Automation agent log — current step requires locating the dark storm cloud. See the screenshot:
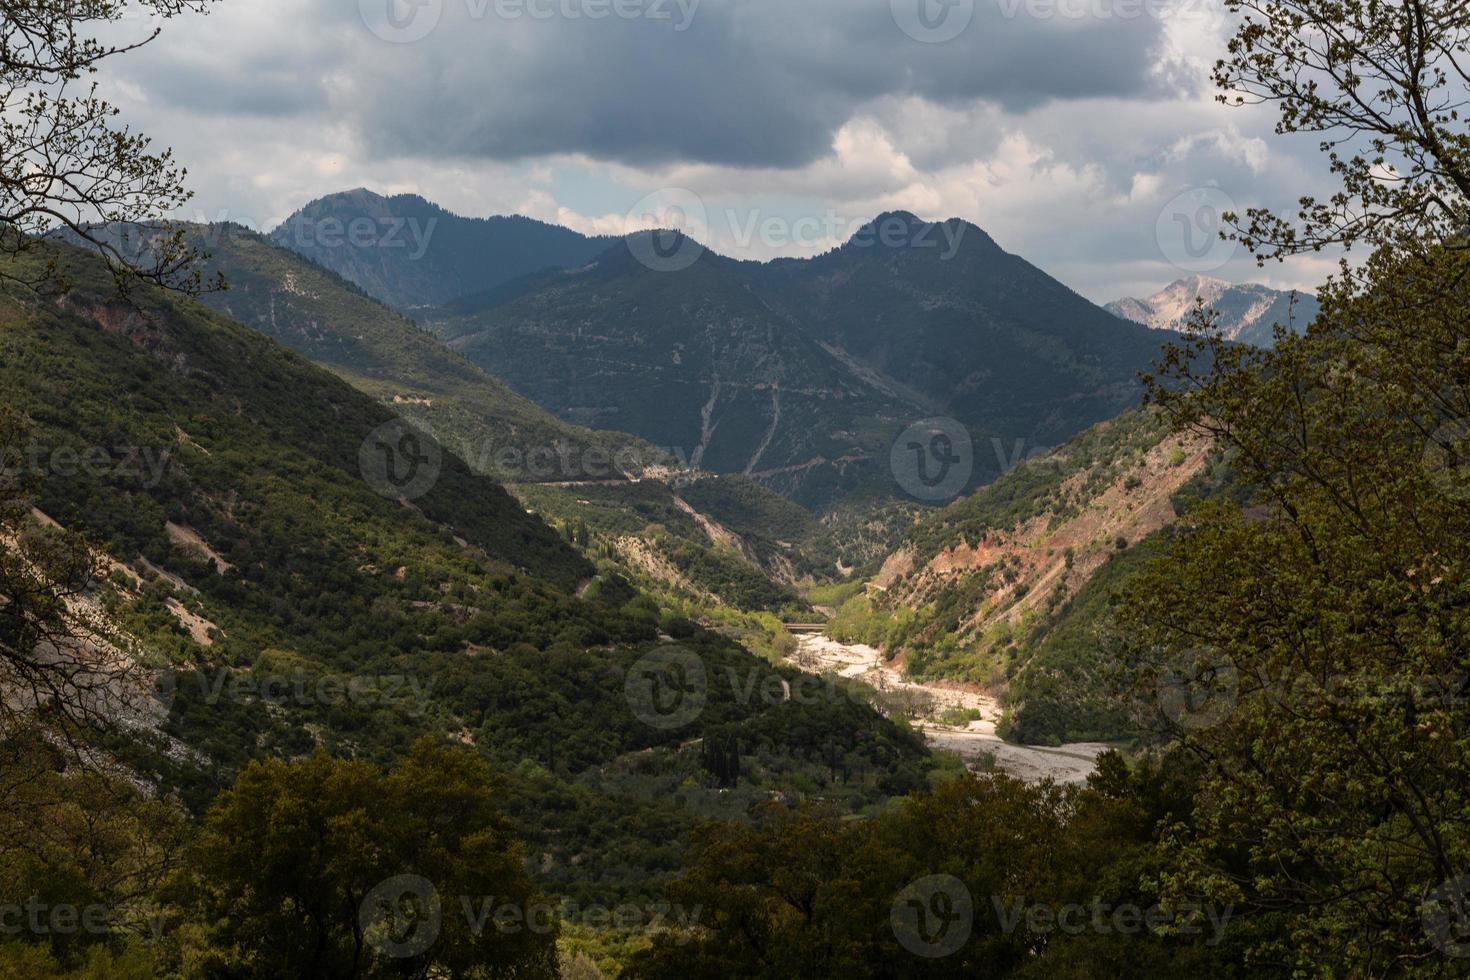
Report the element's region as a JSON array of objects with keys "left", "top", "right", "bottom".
[
  {"left": 131, "top": 0, "right": 1174, "bottom": 169},
  {"left": 140, "top": 56, "right": 333, "bottom": 118},
  {"left": 349, "top": 0, "right": 1170, "bottom": 167}
]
